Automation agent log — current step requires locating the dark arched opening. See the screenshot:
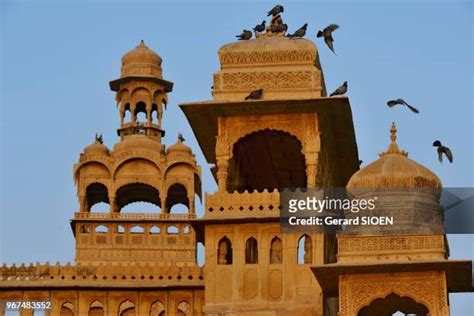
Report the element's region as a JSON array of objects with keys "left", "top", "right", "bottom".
[
  {"left": 166, "top": 183, "right": 189, "bottom": 213},
  {"left": 228, "top": 129, "right": 306, "bottom": 192},
  {"left": 116, "top": 183, "right": 160, "bottom": 212},
  {"left": 86, "top": 183, "right": 109, "bottom": 212},
  {"left": 217, "top": 236, "right": 233, "bottom": 265},
  {"left": 358, "top": 293, "right": 429, "bottom": 316}
]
